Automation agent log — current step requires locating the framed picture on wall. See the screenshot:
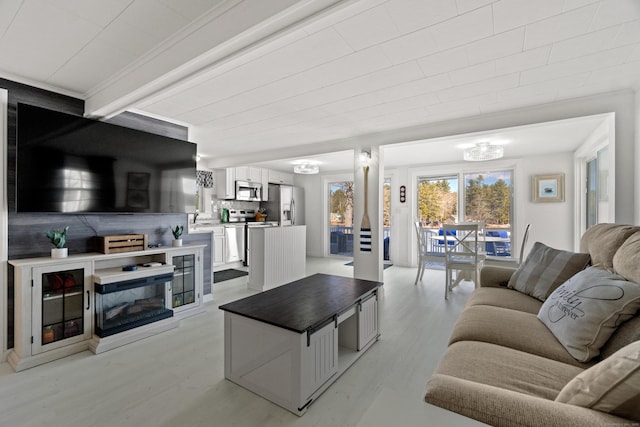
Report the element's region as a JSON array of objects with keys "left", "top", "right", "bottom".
[{"left": 532, "top": 173, "right": 565, "bottom": 203}]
